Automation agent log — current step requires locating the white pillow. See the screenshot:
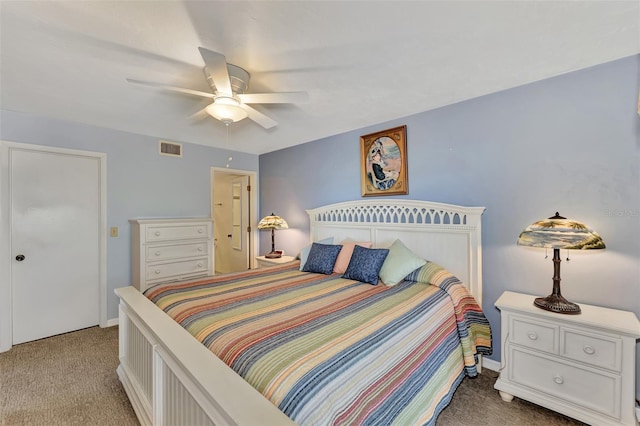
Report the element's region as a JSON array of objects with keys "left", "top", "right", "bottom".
[
  {"left": 298, "top": 237, "right": 334, "bottom": 270},
  {"left": 378, "top": 239, "right": 427, "bottom": 286}
]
